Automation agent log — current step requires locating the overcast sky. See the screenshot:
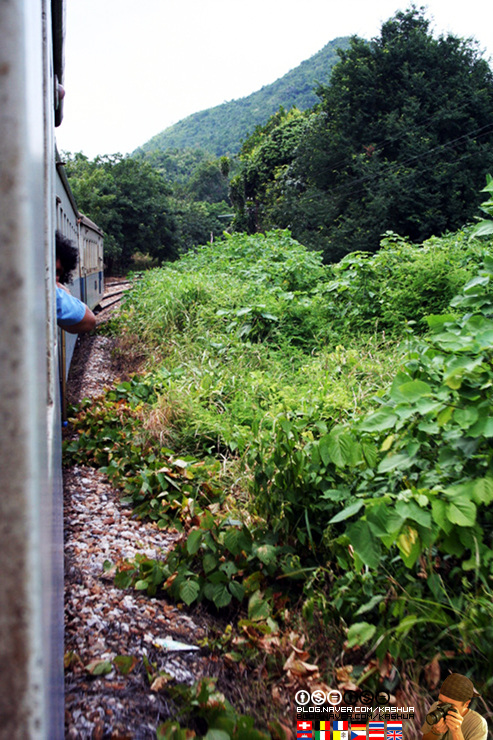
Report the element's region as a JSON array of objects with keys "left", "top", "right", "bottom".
[{"left": 55, "top": 0, "right": 493, "bottom": 158}]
